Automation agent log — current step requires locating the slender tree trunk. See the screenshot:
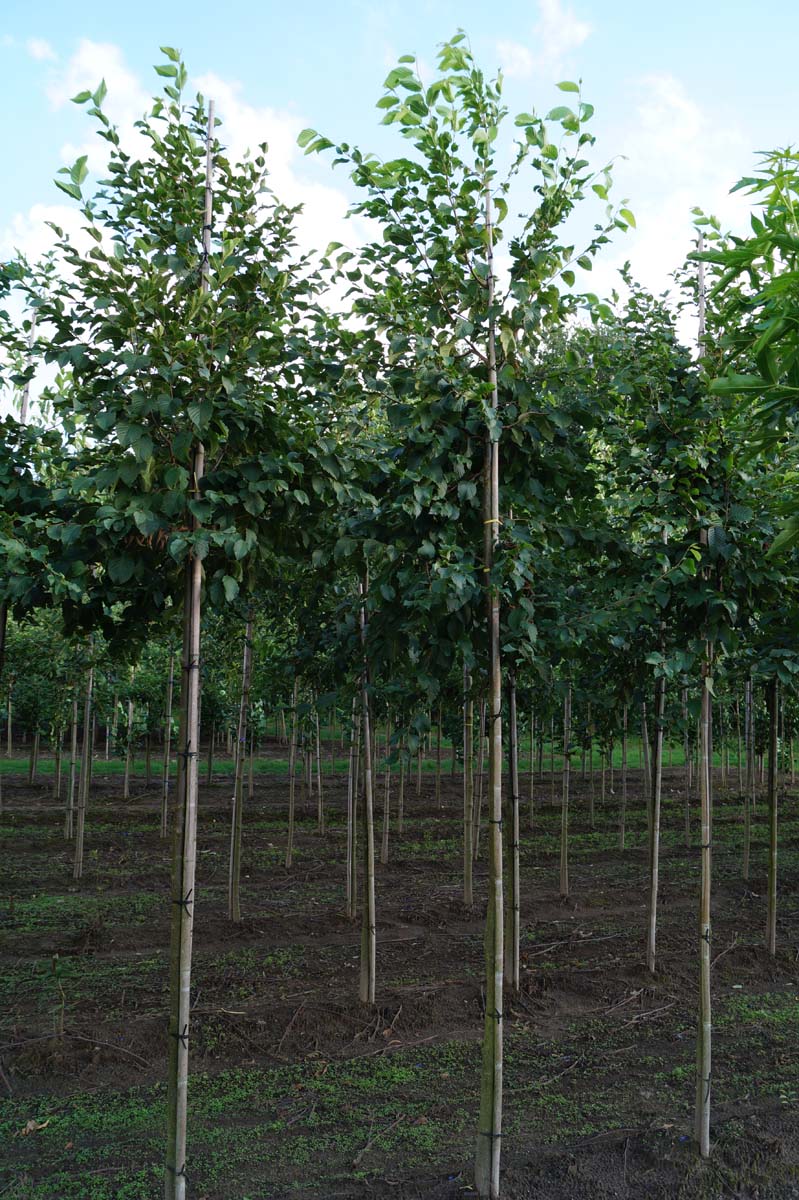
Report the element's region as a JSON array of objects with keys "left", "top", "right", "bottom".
[
  {"left": 766, "top": 678, "right": 779, "bottom": 956},
  {"left": 28, "top": 729, "right": 39, "bottom": 784},
  {"left": 315, "top": 701, "right": 325, "bottom": 835},
  {"left": 53, "top": 726, "right": 63, "bottom": 802},
  {"left": 528, "top": 710, "right": 535, "bottom": 826},
  {"left": 641, "top": 701, "right": 652, "bottom": 838},
  {"left": 683, "top": 688, "right": 691, "bottom": 848},
  {"left": 475, "top": 184, "right": 504, "bottom": 1200},
  {"left": 549, "top": 714, "right": 556, "bottom": 808},
  {"left": 398, "top": 750, "right": 406, "bottom": 837},
  {"left": 228, "top": 613, "right": 254, "bottom": 923},
  {"left": 73, "top": 657, "right": 94, "bottom": 881},
  {"left": 559, "top": 687, "right": 571, "bottom": 898},
  {"left": 164, "top": 445, "right": 205, "bottom": 1199},
  {"left": 161, "top": 650, "right": 175, "bottom": 839},
  {"left": 123, "top": 695, "right": 135, "bottom": 801},
  {"left": 744, "top": 679, "right": 753, "bottom": 881},
  {"left": 504, "top": 676, "right": 520, "bottom": 990},
  {"left": 346, "top": 695, "right": 357, "bottom": 919},
  {"left": 464, "top": 667, "right": 474, "bottom": 908},
  {"left": 473, "top": 697, "right": 486, "bottom": 859},
  {"left": 358, "top": 578, "right": 376, "bottom": 1006},
  {"left": 65, "top": 692, "right": 78, "bottom": 840},
  {"left": 435, "top": 703, "right": 442, "bottom": 808},
  {"left": 163, "top": 104, "right": 214, "bottom": 1200},
  {"left": 646, "top": 673, "right": 666, "bottom": 974},
  {"left": 380, "top": 710, "right": 391, "bottom": 865},
  {"left": 285, "top": 678, "right": 299, "bottom": 870},
  {"left": 695, "top": 513, "right": 713, "bottom": 1160}
]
